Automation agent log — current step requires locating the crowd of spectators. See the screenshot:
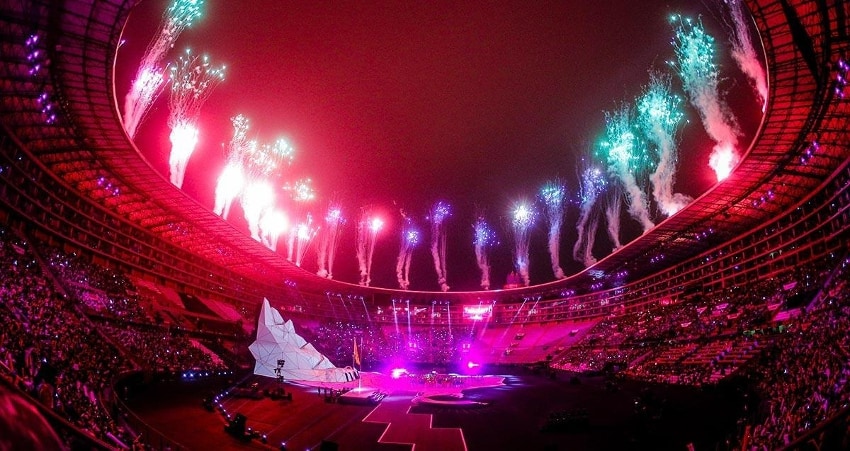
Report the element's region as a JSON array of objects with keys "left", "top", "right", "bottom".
[
  {"left": 3, "top": 218, "right": 849, "bottom": 451},
  {"left": 0, "top": 229, "right": 243, "bottom": 448},
  {"left": 742, "top": 258, "right": 850, "bottom": 449},
  {"left": 0, "top": 229, "right": 135, "bottom": 447},
  {"left": 551, "top": 260, "right": 833, "bottom": 386},
  {"left": 41, "top": 243, "right": 152, "bottom": 323},
  {"left": 100, "top": 323, "right": 227, "bottom": 375}
]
